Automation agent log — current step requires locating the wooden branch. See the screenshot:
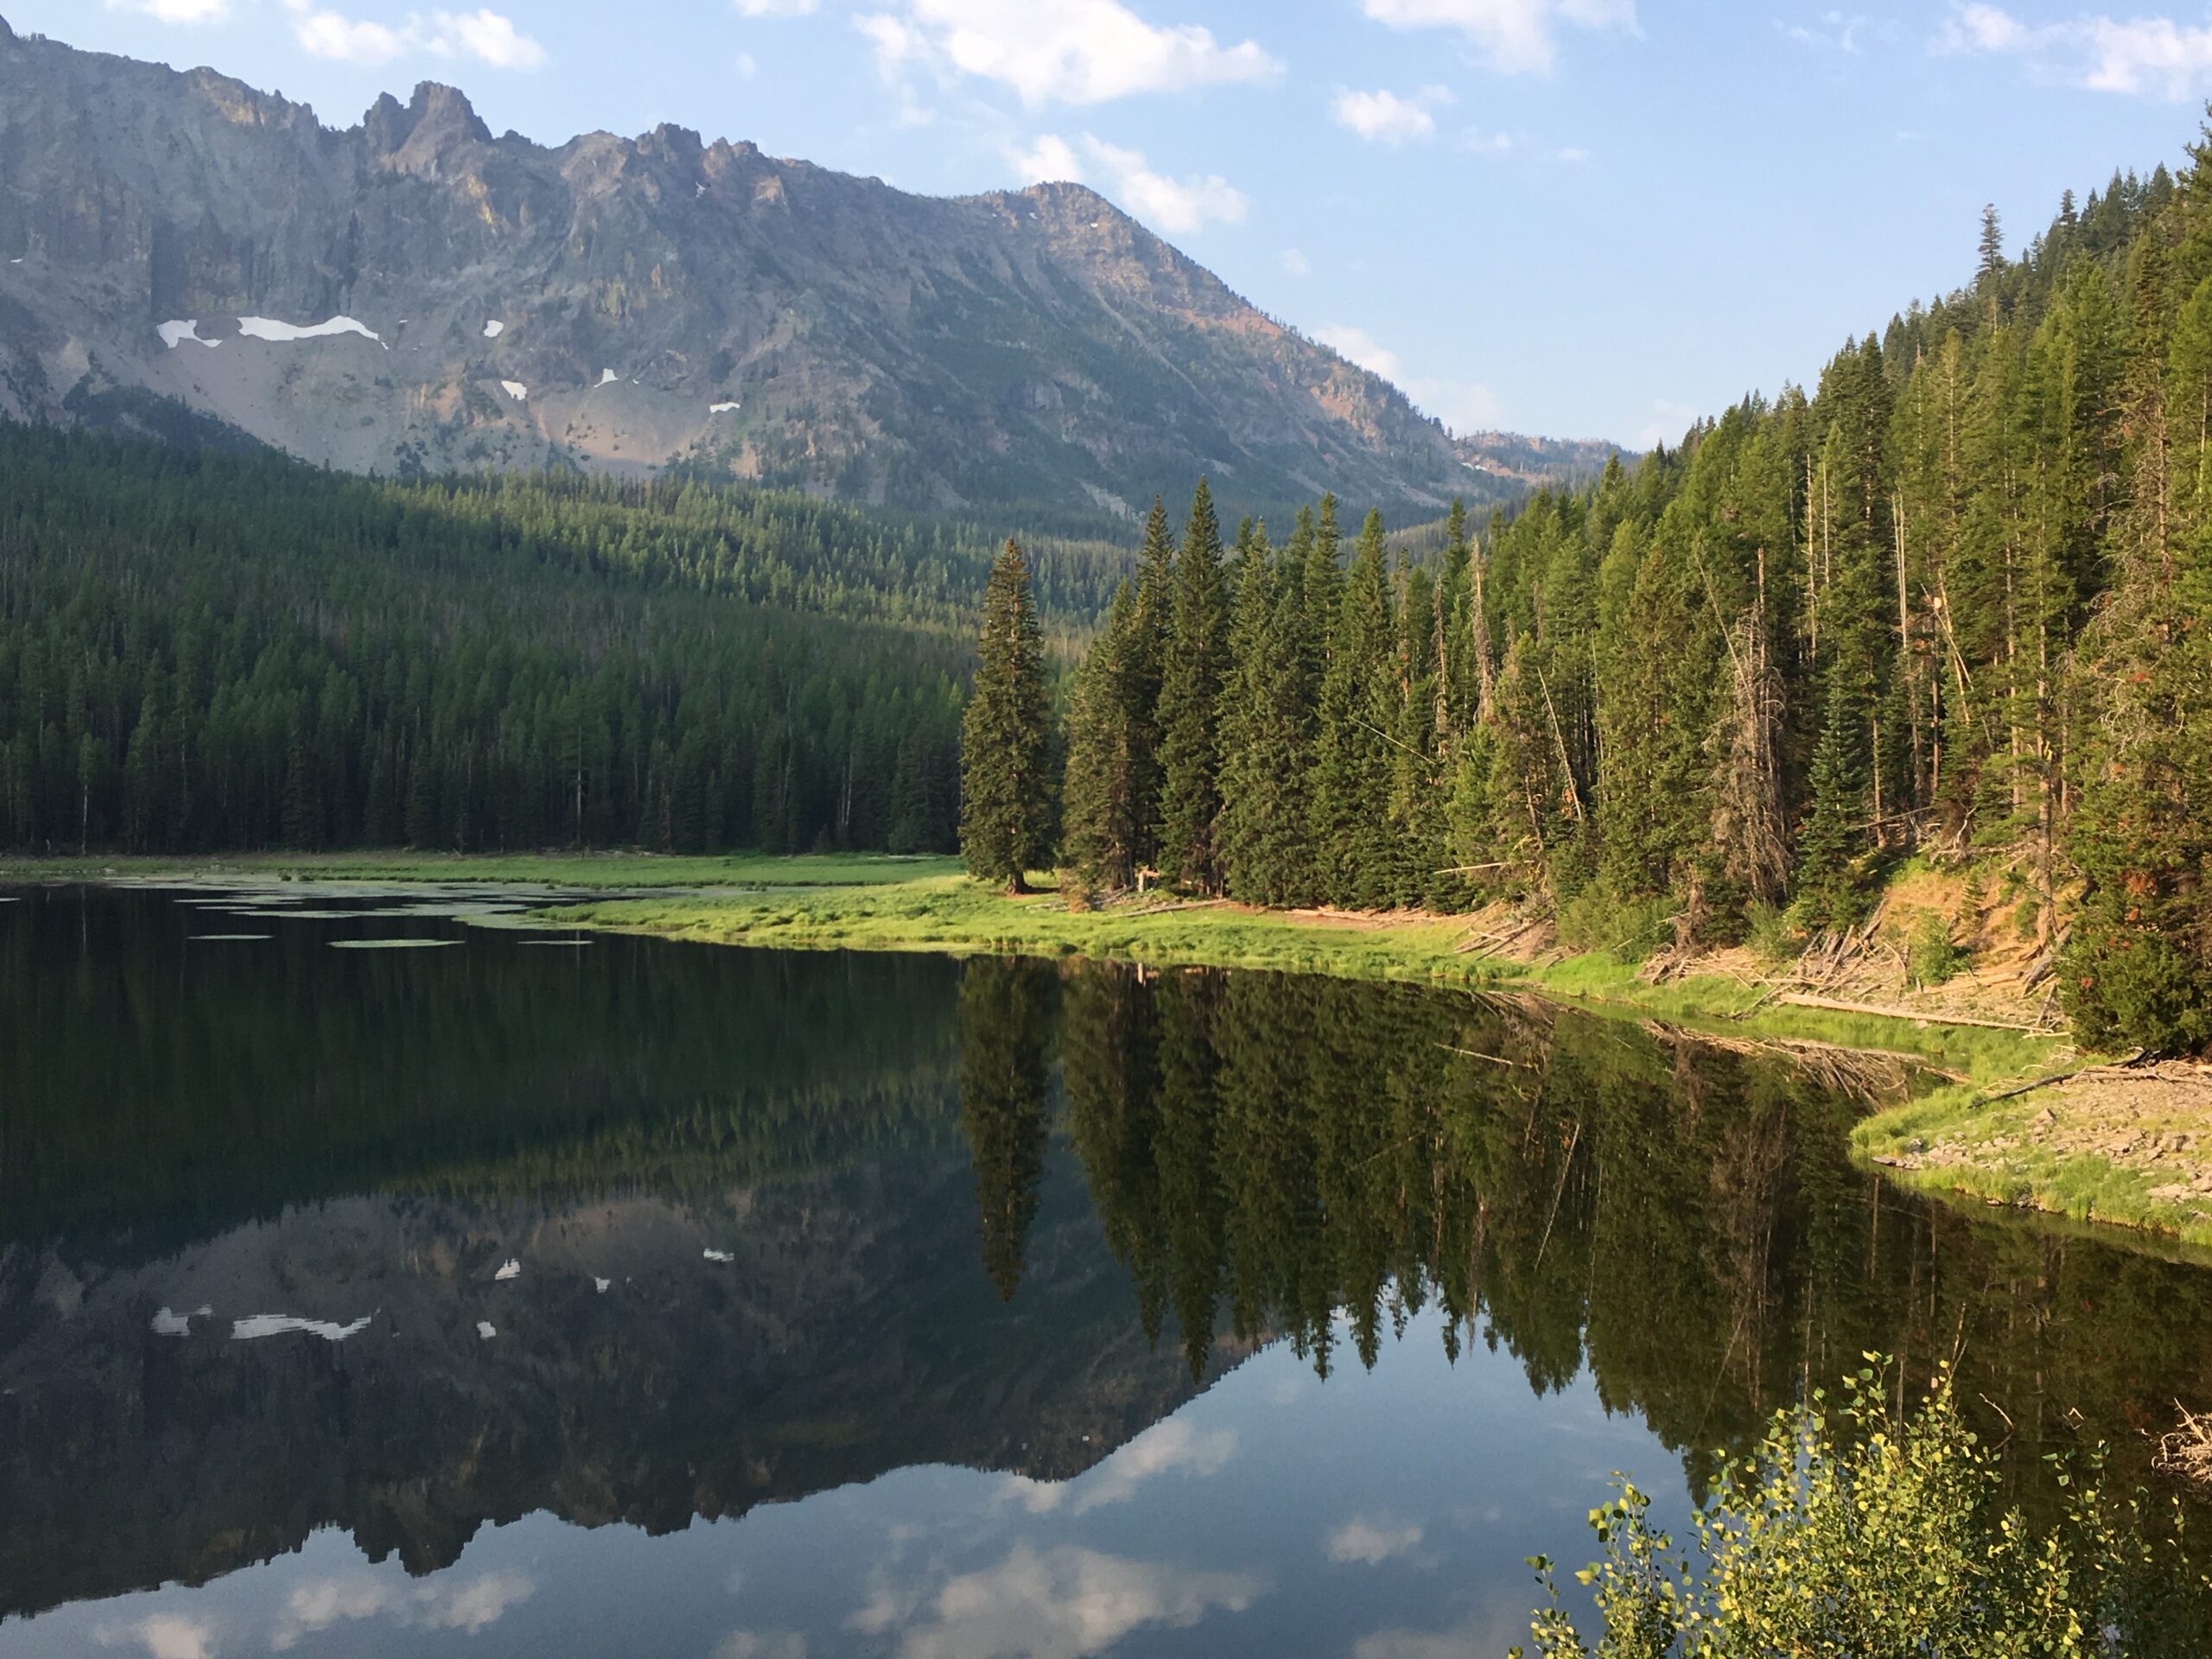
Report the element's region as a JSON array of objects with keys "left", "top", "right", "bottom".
[
  {"left": 1774, "top": 992, "right": 2046, "bottom": 1033},
  {"left": 1973, "top": 1049, "right": 2145, "bottom": 1108}
]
